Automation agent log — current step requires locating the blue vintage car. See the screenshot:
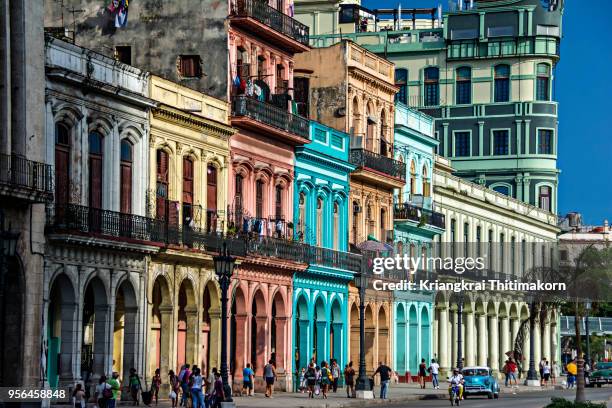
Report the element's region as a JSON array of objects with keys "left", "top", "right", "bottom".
[{"left": 462, "top": 366, "right": 500, "bottom": 399}]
